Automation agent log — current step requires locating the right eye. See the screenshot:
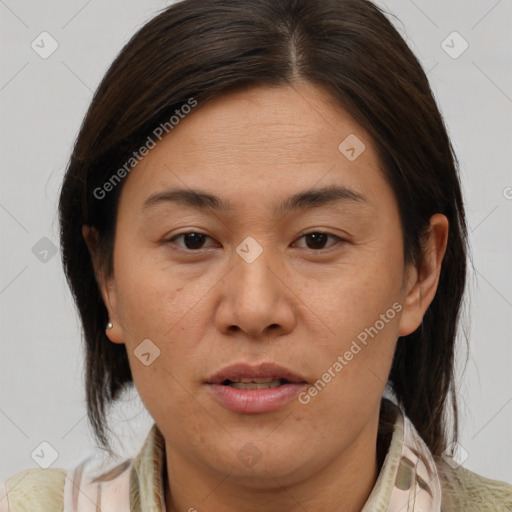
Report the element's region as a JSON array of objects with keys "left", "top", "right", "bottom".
[{"left": 166, "top": 232, "right": 220, "bottom": 251}]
